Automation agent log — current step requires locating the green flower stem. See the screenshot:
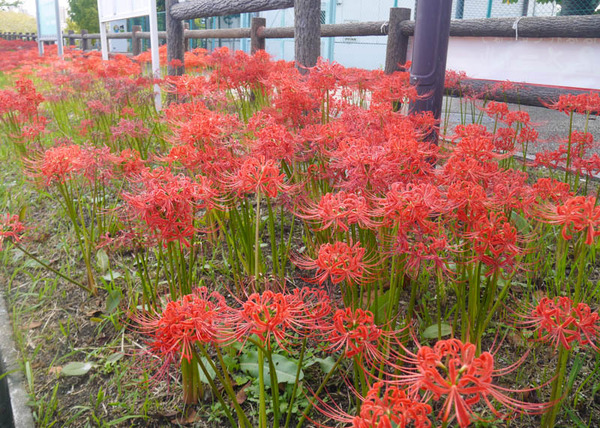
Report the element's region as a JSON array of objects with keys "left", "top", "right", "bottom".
[
  {"left": 295, "top": 354, "right": 344, "bottom": 428},
  {"left": 258, "top": 345, "right": 267, "bottom": 428},
  {"left": 193, "top": 351, "right": 237, "bottom": 428},
  {"left": 542, "top": 346, "right": 570, "bottom": 428},
  {"left": 199, "top": 346, "right": 251, "bottom": 428},
  {"left": 13, "top": 243, "right": 91, "bottom": 294},
  {"left": 255, "top": 189, "right": 262, "bottom": 280},
  {"left": 284, "top": 337, "right": 307, "bottom": 428}
]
